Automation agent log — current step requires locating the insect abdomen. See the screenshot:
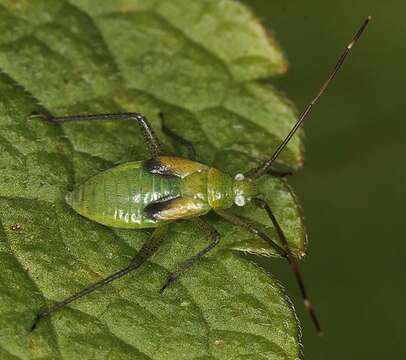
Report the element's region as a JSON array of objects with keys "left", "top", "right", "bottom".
[{"left": 66, "top": 161, "right": 182, "bottom": 228}]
